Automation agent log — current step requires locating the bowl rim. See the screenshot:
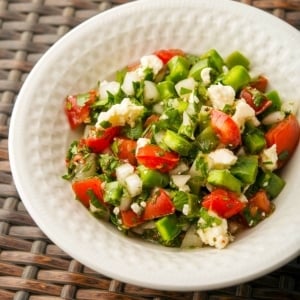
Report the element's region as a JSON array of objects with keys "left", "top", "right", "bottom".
[{"left": 8, "top": 0, "right": 300, "bottom": 291}]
